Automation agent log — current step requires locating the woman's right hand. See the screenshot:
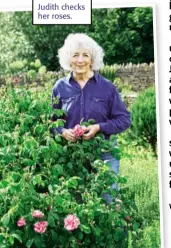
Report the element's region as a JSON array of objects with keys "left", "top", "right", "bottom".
[{"left": 61, "top": 129, "right": 77, "bottom": 142}]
